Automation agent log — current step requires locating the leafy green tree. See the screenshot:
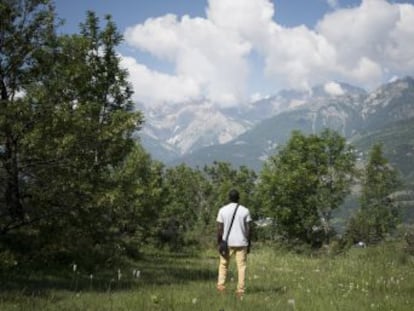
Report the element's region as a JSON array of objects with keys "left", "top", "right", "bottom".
[
  {"left": 346, "top": 144, "right": 401, "bottom": 244},
  {"left": 257, "top": 130, "right": 356, "bottom": 246},
  {"left": 158, "top": 164, "right": 211, "bottom": 250},
  {"left": 107, "top": 144, "right": 164, "bottom": 258},
  {"left": 1, "top": 5, "right": 144, "bottom": 267},
  {"left": 32, "top": 12, "right": 143, "bottom": 266},
  {"left": 0, "top": 0, "right": 57, "bottom": 234},
  {"left": 204, "top": 161, "right": 257, "bottom": 211},
  {"left": 204, "top": 162, "right": 237, "bottom": 206}
]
